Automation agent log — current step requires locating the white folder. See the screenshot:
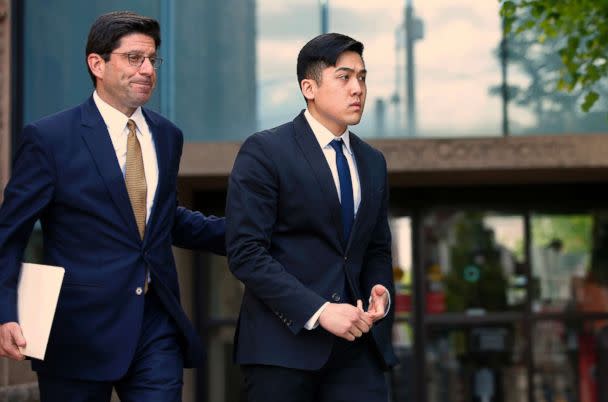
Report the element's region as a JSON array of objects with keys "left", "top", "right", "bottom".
[{"left": 17, "top": 263, "right": 65, "bottom": 360}]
